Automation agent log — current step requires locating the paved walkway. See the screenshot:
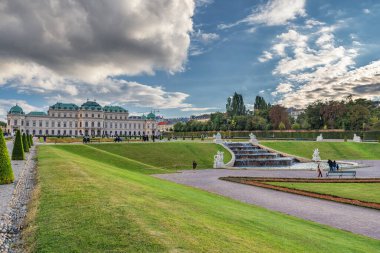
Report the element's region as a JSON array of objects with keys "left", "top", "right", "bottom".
[{"left": 155, "top": 163, "right": 380, "bottom": 240}]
